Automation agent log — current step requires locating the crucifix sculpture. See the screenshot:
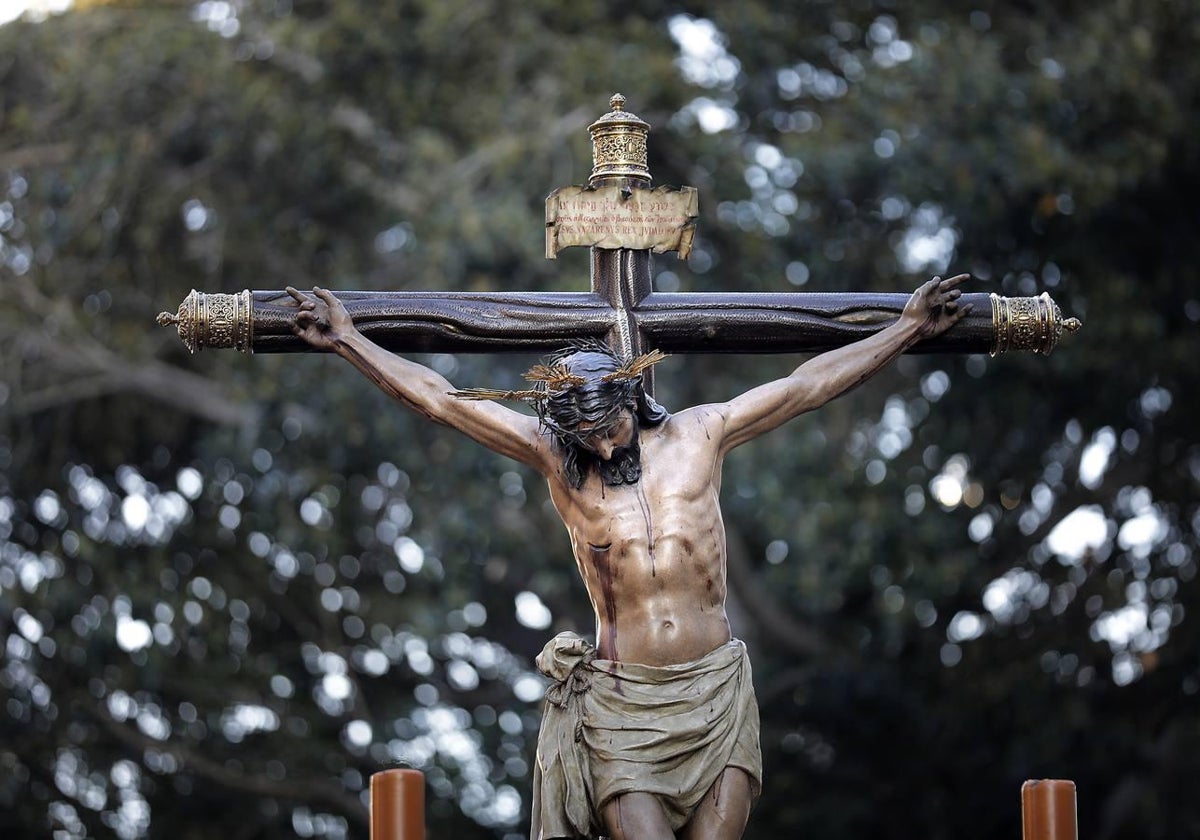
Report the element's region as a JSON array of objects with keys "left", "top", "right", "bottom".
[{"left": 158, "top": 96, "right": 1079, "bottom": 840}]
